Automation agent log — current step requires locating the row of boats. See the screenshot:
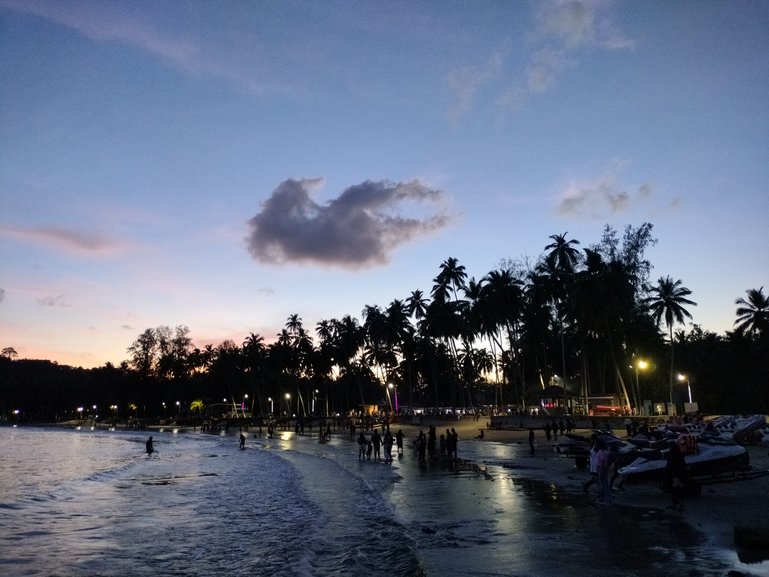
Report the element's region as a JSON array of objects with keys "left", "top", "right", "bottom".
[{"left": 554, "top": 414, "right": 767, "bottom": 484}]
